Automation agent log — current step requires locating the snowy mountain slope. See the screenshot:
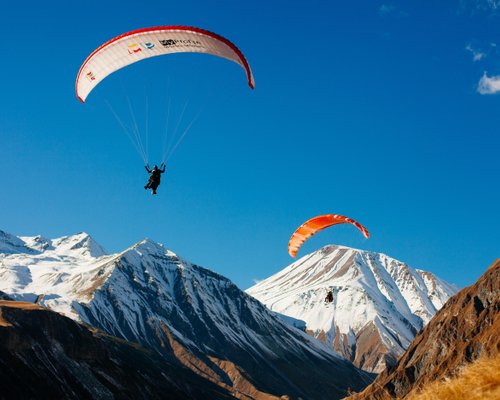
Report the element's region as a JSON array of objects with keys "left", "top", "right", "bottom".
[
  {"left": 0, "top": 230, "right": 373, "bottom": 400},
  {"left": 0, "top": 231, "right": 110, "bottom": 319},
  {"left": 0, "top": 230, "right": 106, "bottom": 257},
  {"left": 0, "top": 230, "right": 39, "bottom": 254},
  {"left": 247, "top": 245, "right": 458, "bottom": 373}
]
